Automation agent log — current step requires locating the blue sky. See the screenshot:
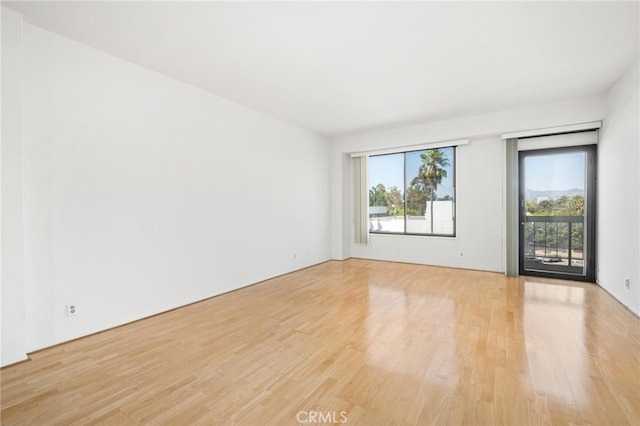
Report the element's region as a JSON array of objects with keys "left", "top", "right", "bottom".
[
  {"left": 524, "top": 152, "right": 585, "bottom": 191},
  {"left": 370, "top": 149, "right": 585, "bottom": 199},
  {"left": 369, "top": 147, "right": 454, "bottom": 198}
]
